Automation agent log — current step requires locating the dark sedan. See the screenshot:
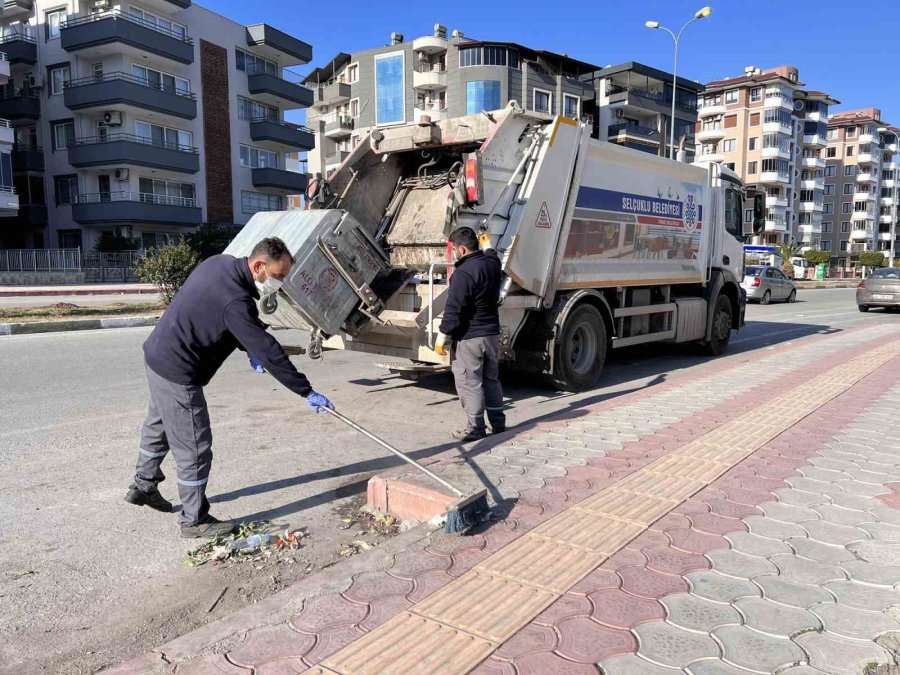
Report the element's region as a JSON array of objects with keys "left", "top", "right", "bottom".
[{"left": 857, "top": 267, "right": 900, "bottom": 312}]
